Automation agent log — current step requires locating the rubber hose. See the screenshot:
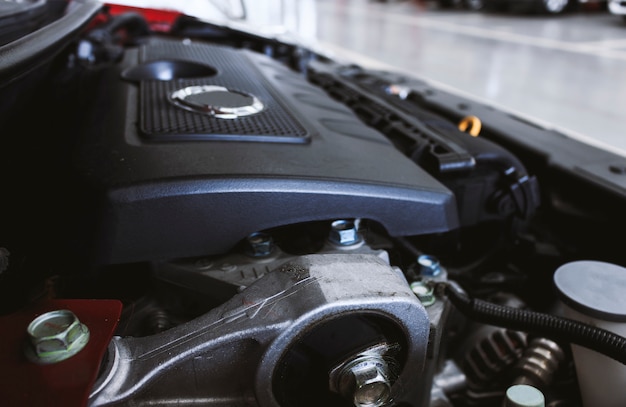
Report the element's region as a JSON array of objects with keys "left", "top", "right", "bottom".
[
  {"left": 103, "top": 12, "right": 150, "bottom": 37},
  {"left": 87, "top": 12, "right": 150, "bottom": 44},
  {"left": 442, "top": 283, "right": 626, "bottom": 365}
]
